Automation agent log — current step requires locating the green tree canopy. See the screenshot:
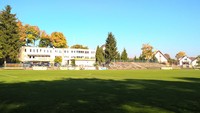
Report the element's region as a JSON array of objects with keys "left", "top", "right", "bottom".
[
  {"left": 121, "top": 48, "right": 128, "bottom": 61},
  {"left": 95, "top": 45, "right": 105, "bottom": 65},
  {"left": 39, "top": 31, "right": 52, "bottom": 47},
  {"left": 0, "top": 5, "right": 21, "bottom": 63},
  {"left": 116, "top": 52, "right": 121, "bottom": 61},
  {"left": 70, "top": 44, "right": 88, "bottom": 49},
  {"left": 105, "top": 32, "right": 117, "bottom": 63}
]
